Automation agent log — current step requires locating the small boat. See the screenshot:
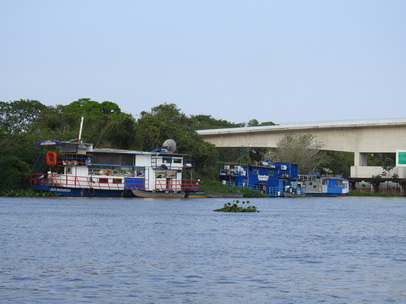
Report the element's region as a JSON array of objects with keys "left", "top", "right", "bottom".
[
  {"left": 132, "top": 189, "right": 186, "bottom": 199},
  {"left": 298, "top": 172, "right": 349, "bottom": 197},
  {"left": 186, "top": 192, "right": 207, "bottom": 198}
]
